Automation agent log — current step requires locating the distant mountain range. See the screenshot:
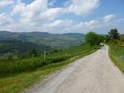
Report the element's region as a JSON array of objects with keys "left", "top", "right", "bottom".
[{"left": 0, "top": 31, "right": 85, "bottom": 49}]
